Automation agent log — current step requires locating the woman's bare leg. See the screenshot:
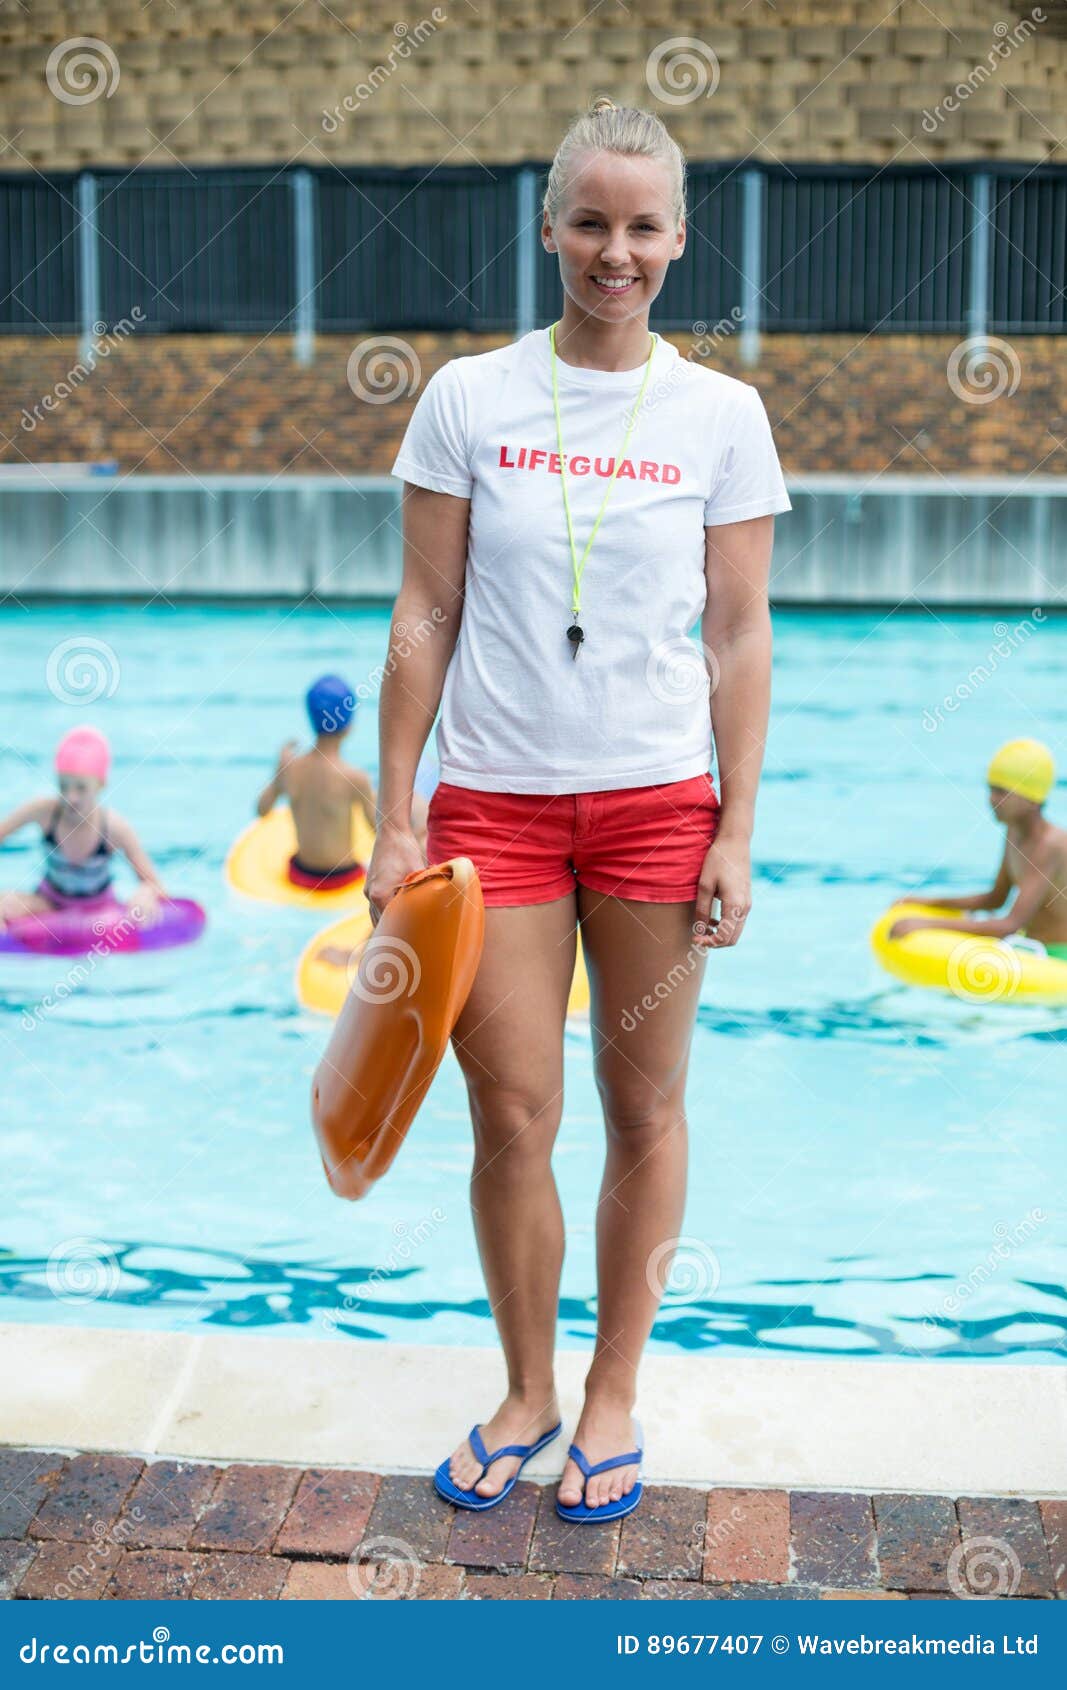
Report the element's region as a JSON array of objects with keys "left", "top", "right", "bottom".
[
  {"left": 444, "top": 892, "right": 577, "bottom": 1499},
  {"left": 557, "top": 888, "right": 706, "bottom": 1512}
]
